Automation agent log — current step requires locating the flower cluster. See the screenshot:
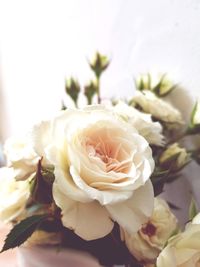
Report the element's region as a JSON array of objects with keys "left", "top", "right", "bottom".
[{"left": 0, "top": 53, "right": 200, "bottom": 267}]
